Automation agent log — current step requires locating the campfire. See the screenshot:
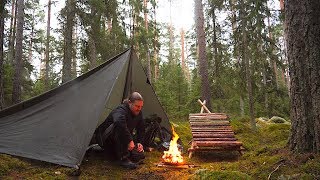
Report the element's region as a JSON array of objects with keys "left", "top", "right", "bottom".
[{"left": 161, "top": 126, "right": 184, "bottom": 165}]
